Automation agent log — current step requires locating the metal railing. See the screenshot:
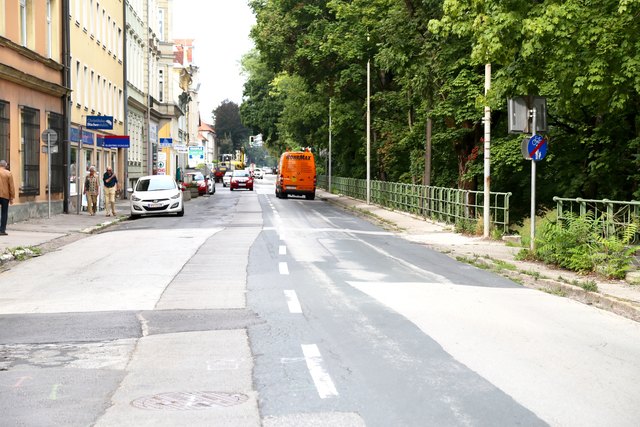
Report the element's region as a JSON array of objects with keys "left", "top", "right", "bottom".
[
  {"left": 554, "top": 197, "right": 640, "bottom": 242},
  {"left": 318, "top": 175, "right": 512, "bottom": 232}
]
